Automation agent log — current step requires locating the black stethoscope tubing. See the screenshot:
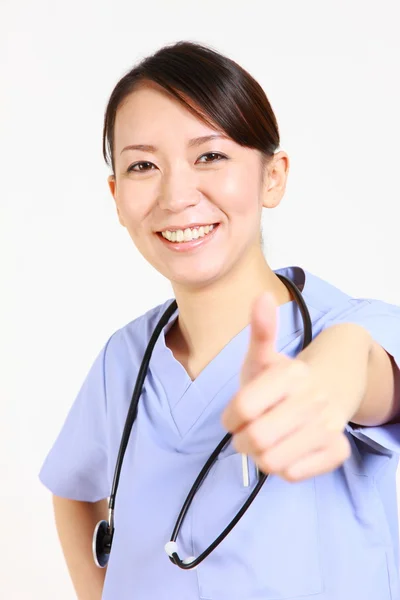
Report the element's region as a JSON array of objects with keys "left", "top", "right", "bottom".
[{"left": 93, "top": 274, "right": 312, "bottom": 569}]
